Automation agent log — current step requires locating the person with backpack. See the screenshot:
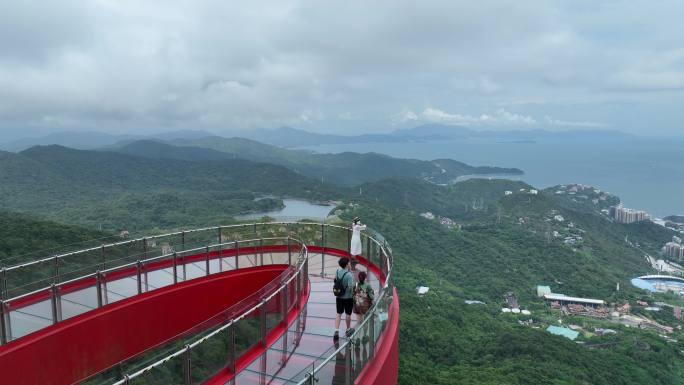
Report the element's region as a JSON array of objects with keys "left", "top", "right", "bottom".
[
  {"left": 333, "top": 257, "right": 354, "bottom": 340},
  {"left": 353, "top": 271, "right": 374, "bottom": 321}
]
